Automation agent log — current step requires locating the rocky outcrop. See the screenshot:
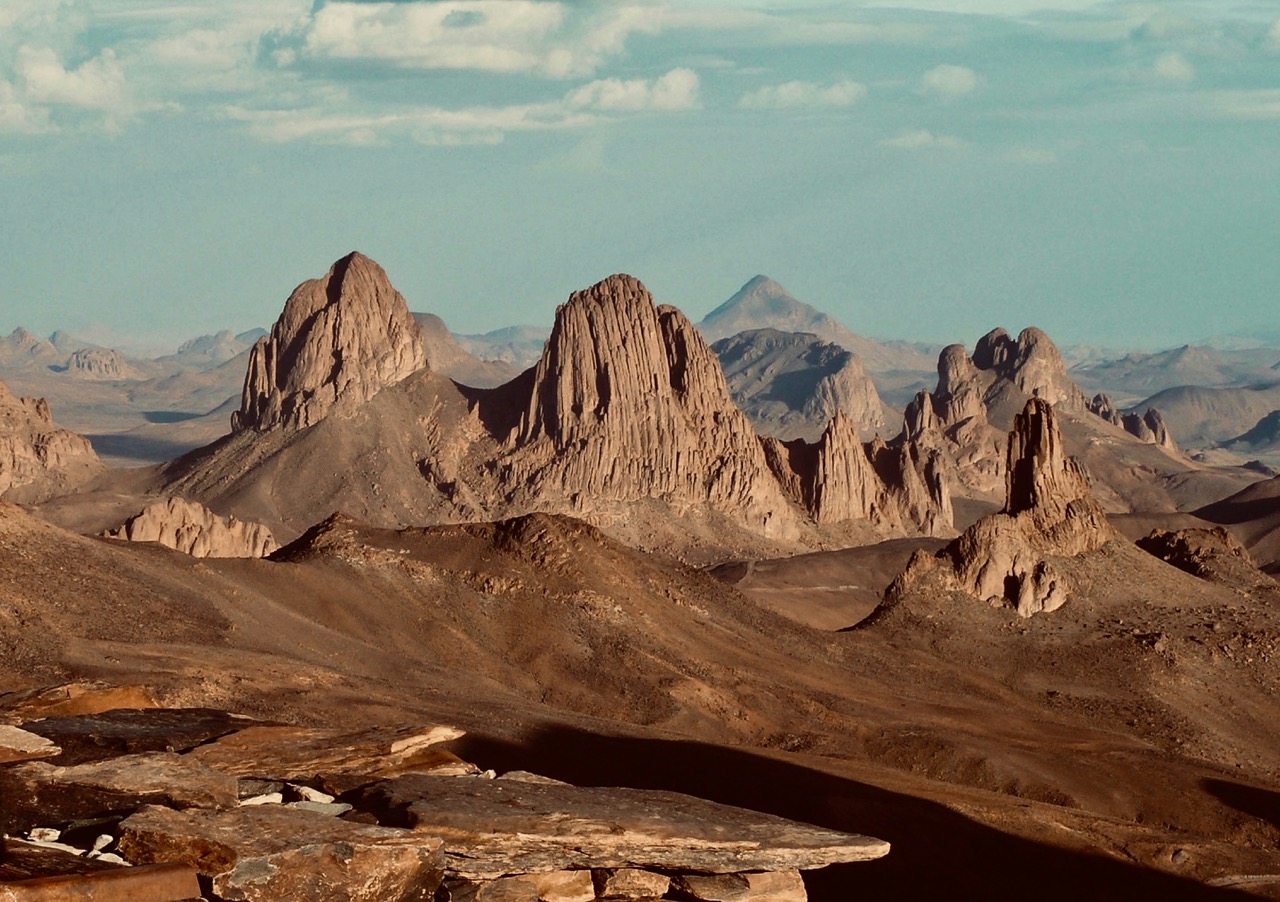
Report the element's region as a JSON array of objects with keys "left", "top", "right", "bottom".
[
  {"left": 772, "top": 412, "right": 951, "bottom": 535},
  {"left": 885, "top": 399, "right": 1115, "bottom": 617},
  {"left": 232, "top": 252, "right": 427, "bottom": 433},
  {"left": 1089, "top": 394, "right": 1180, "bottom": 455},
  {"left": 103, "top": 496, "right": 279, "bottom": 558},
  {"left": 0, "top": 379, "right": 102, "bottom": 502},
  {"left": 711, "top": 329, "right": 888, "bottom": 442},
  {"left": 4, "top": 695, "right": 888, "bottom": 899},
  {"left": 63, "top": 348, "right": 141, "bottom": 381},
  {"left": 496, "top": 275, "right": 803, "bottom": 541},
  {"left": 1136, "top": 526, "right": 1263, "bottom": 586}
]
